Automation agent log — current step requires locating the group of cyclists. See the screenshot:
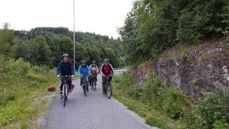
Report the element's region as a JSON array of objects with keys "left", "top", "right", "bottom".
[{"left": 56, "top": 53, "right": 114, "bottom": 99}]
